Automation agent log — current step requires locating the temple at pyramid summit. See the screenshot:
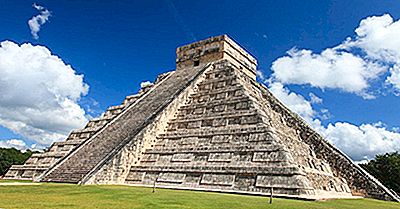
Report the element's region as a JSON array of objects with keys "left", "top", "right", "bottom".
[{"left": 5, "top": 35, "right": 399, "bottom": 201}]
